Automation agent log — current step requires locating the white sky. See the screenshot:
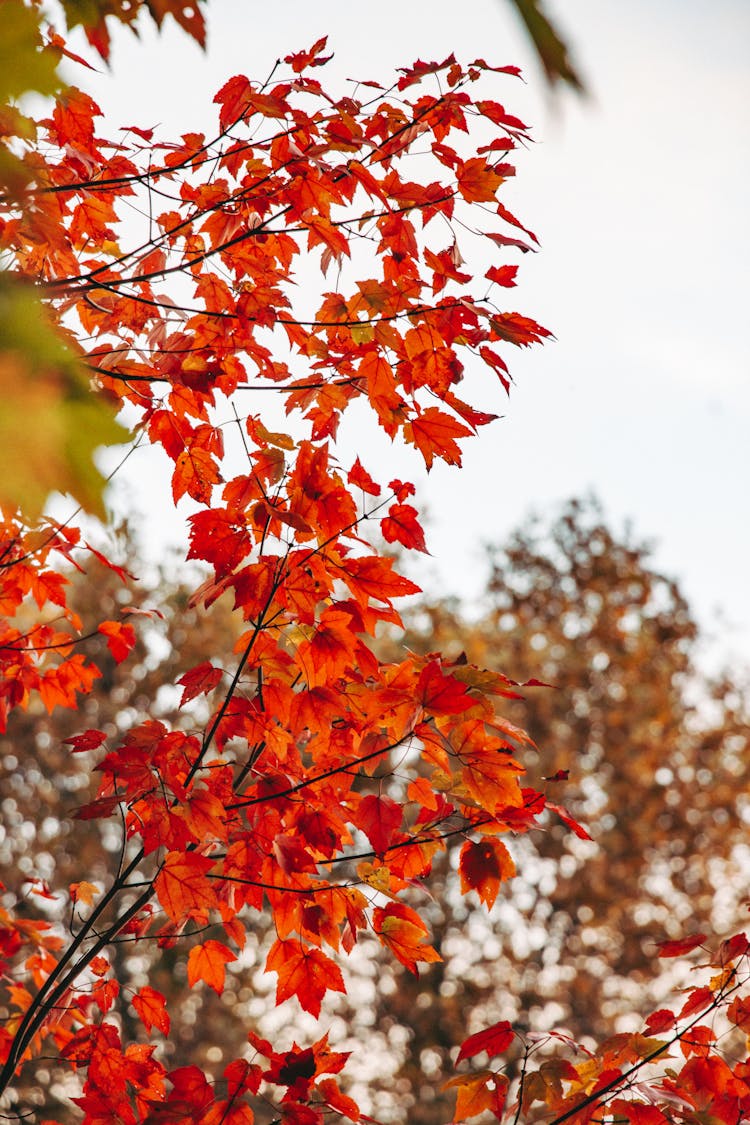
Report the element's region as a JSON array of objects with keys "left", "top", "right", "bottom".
[{"left": 64, "top": 0, "right": 750, "bottom": 669}]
